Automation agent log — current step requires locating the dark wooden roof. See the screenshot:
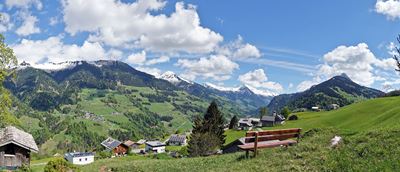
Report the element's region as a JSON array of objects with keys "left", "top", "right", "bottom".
[{"left": 0, "top": 126, "right": 39, "bottom": 152}]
